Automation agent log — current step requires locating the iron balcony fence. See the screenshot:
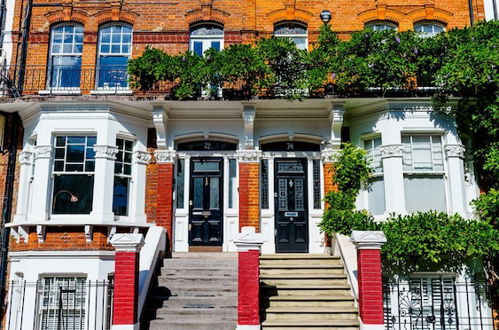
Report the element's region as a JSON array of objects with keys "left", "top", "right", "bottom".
[
  {"left": 0, "top": 64, "right": 438, "bottom": 99},
  {"left": 3, "top": 279, "right": 113, "bottom": 330},
  {"left": 383, "top": 277, "right": 495, "bottom": 330}
]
